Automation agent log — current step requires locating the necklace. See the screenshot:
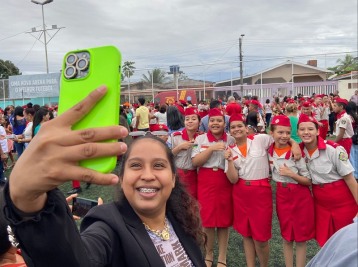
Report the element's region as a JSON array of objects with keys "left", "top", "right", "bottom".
[{"left": 143, "top": 218, "right": 170, "bottom": 241}]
